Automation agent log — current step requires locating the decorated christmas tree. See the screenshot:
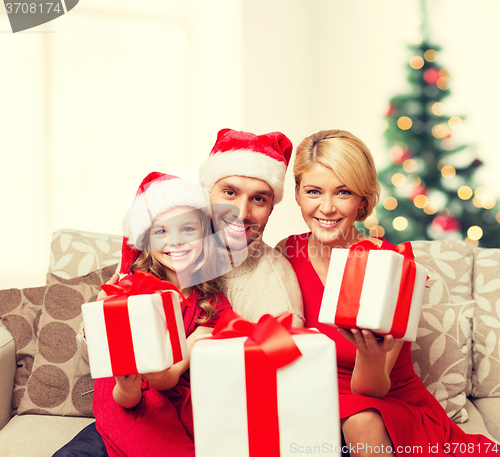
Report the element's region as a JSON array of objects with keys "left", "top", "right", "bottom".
[{"left": 363, "top": 3, "right": 500, "bottom": 247}]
